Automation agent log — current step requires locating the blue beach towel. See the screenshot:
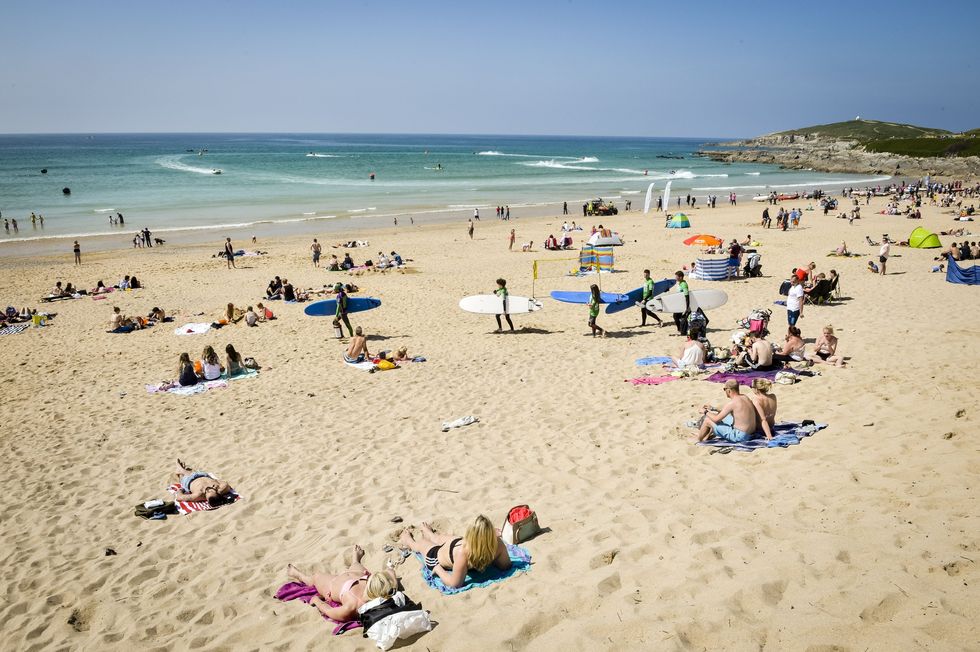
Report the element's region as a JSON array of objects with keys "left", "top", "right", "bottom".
[
  {"left": 415, "top": 543, "right": 532, "bottom": 595},
  {"left": 698, "top": 421, "right": 827, "bottom": 452},
  {"left": 636, "top": 356, "right": 673, "bottom": 366}
]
